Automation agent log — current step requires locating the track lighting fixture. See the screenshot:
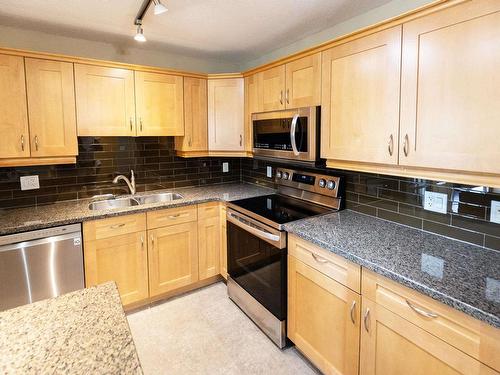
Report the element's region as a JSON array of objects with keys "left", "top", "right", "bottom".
[
  {"left": 153, "top": 0, "right": 168, "bottom": 15},
  {"left": 133, "top": 0, "right": 168, "bottom": 42},
  {"left": 134, "top": 21, "right": 146, "bottom": 42}
]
